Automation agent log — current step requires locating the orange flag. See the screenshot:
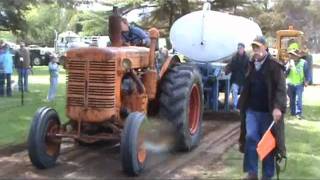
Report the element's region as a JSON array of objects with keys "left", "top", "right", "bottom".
[{"left": 257, "top": 121, "right": 276, "bottom": 161}]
